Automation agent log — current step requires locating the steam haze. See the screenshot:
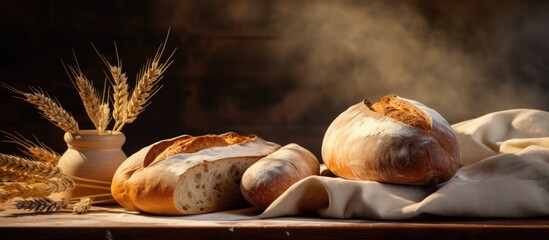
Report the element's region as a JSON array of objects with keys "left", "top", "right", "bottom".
[{"left": 265, "top": 0, "right": 549, "bottom": 124}]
